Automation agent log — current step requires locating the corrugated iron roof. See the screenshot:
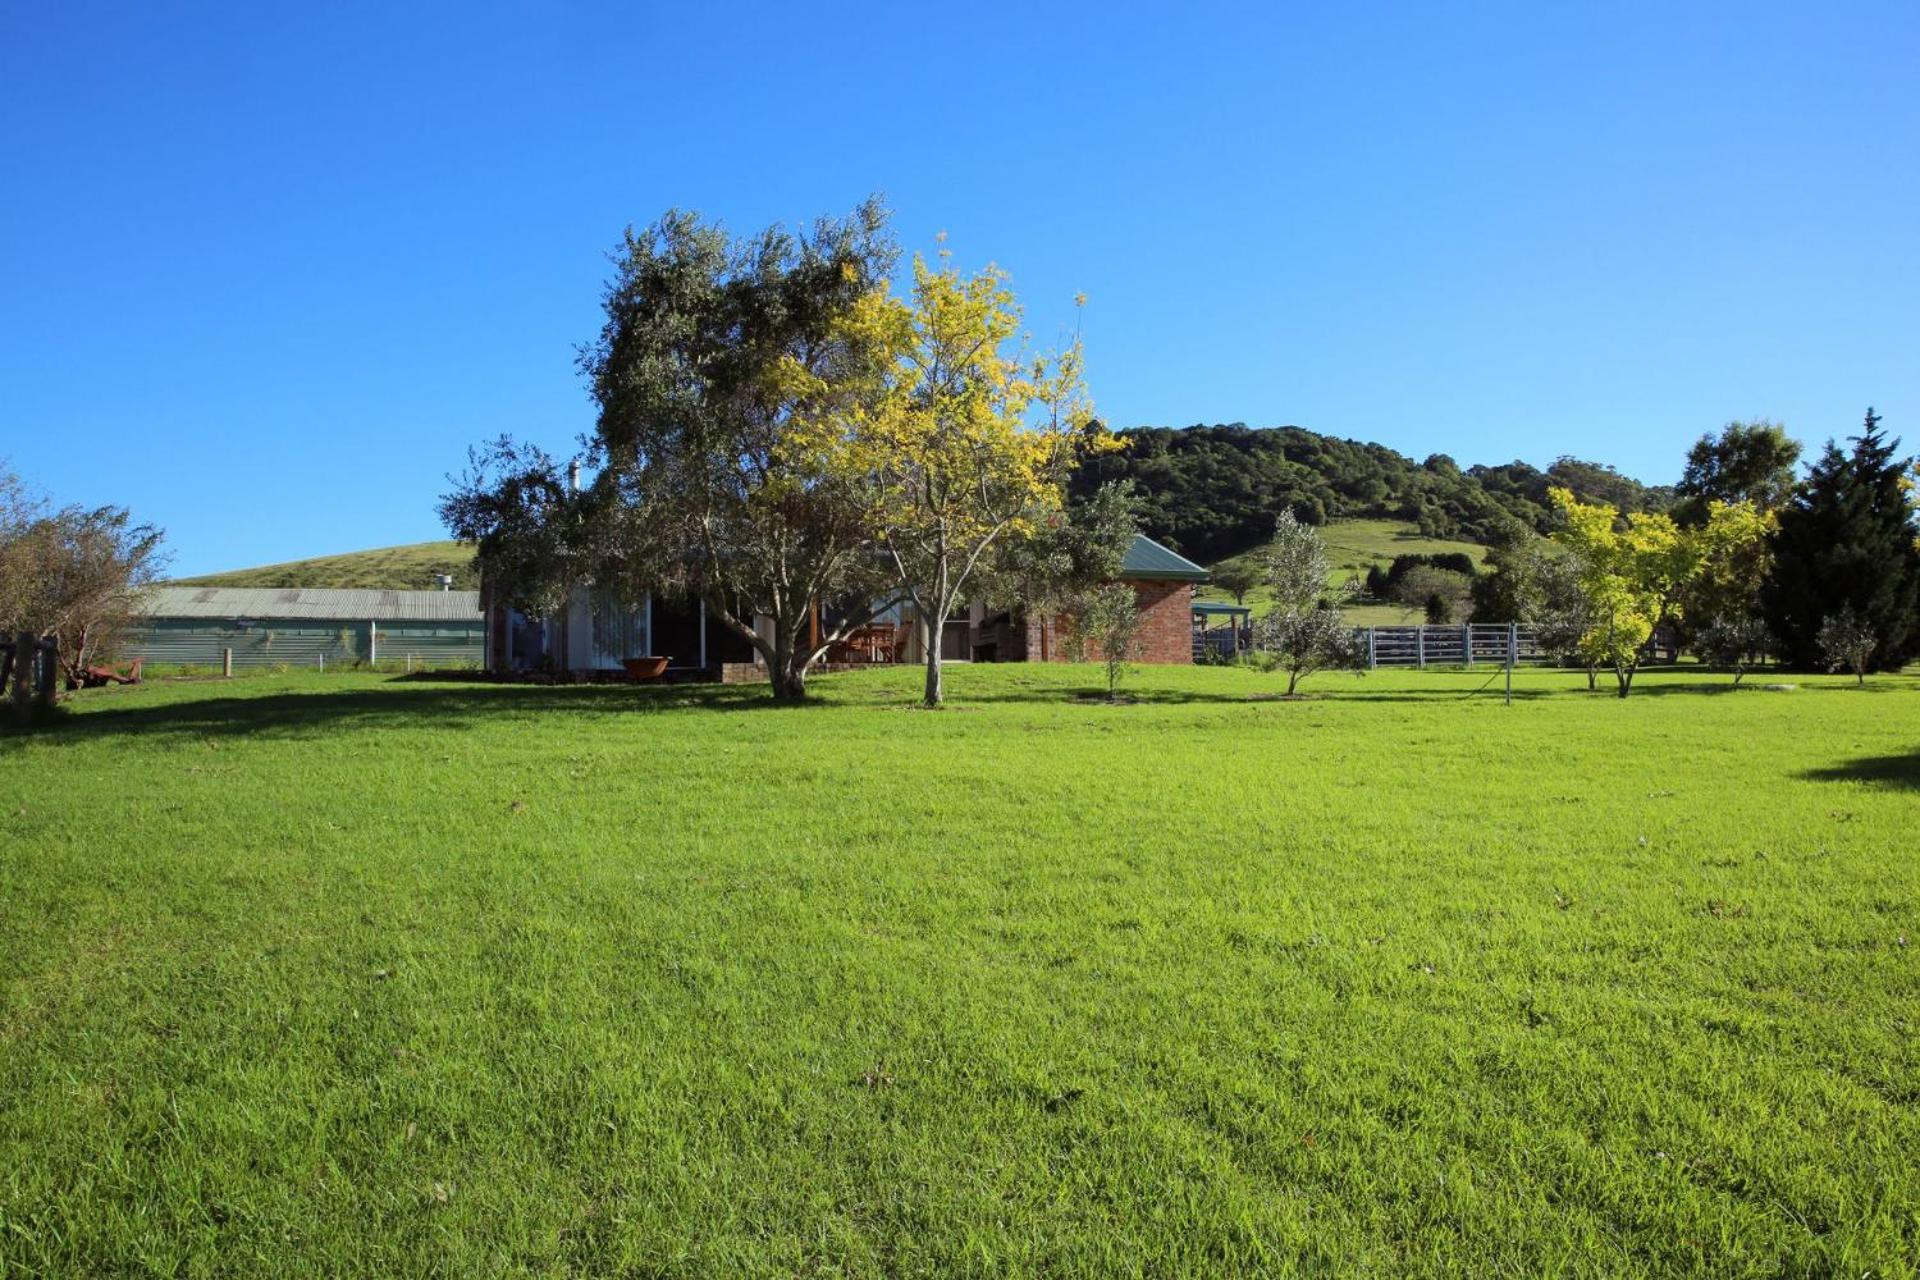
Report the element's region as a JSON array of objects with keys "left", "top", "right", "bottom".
[
  {"left": 138, "top": 586, "right": 483, "bottom": 622},
  {"left": 1119, "top": 534, "right": 1209, "bottom": 582}
]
